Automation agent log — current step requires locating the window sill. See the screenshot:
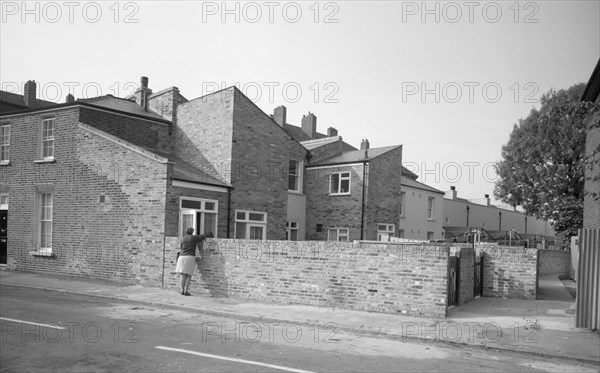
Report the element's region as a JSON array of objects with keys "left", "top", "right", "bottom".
[
  {"left": 287, "top": 190, "right": 305, "bottom": 196},
  {"left": 0, "top": 161, "right": 10, "bottom": 166},
  {"left": 427, "top": 219, "right": 436, "bottom": 222},
  {"left": 34, "top": 158, "right": 56, "bottom": 164},
  {"left": 29, "top": 250, "right": 55, "bottom": 258},
  {"left": 329, "top": 193, "right": 351, "bottom": 196}
]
